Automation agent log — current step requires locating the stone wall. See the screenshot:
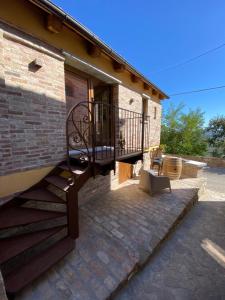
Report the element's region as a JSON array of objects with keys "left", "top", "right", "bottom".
[
  {"left": 169, "top": 154, "right": 225, "bottom": 168},
  {"left": 148, "top": 98, "right": 162, "bottom": 147},
  {"left": 0, "top": 22, "right": 66, "bottom": 176},
  {"left": 117, "top": 84, "right": 162, "bottom": 147},
  {"left": 118, "top": 85, "right": 143, "bottom": 113}
]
